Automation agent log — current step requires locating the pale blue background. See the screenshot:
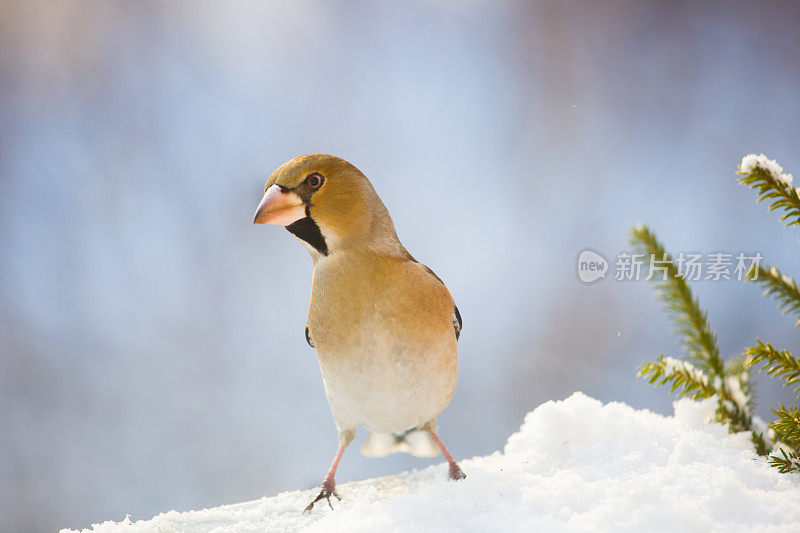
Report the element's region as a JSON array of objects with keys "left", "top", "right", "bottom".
[{"left": 2, "top": 1, "right": 799, "bottom": 530}]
